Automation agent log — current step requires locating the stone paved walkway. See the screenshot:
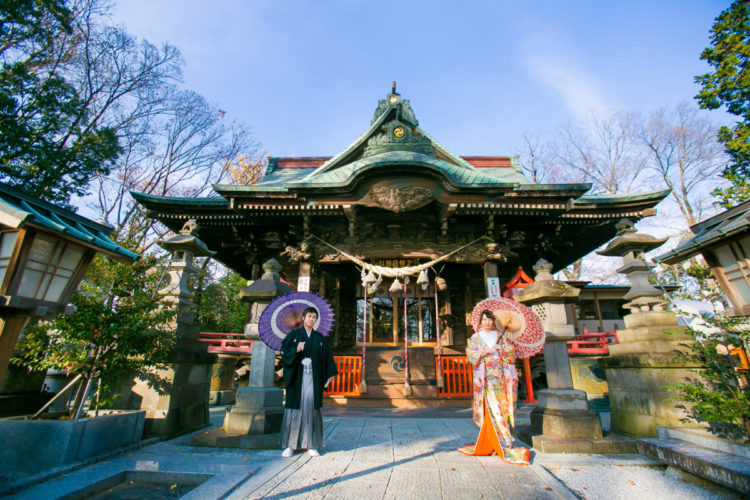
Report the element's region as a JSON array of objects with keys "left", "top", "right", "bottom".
[{"left": 7, "top": 408, "right": 743, "bottom": 499}]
